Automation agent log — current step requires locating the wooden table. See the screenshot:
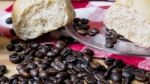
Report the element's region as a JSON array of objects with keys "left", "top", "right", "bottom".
[{"left": 0, "top": 1, "right": 144, "bottom": 84}]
